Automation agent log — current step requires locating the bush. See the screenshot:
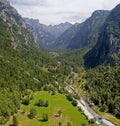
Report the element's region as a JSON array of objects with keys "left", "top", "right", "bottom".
[
  {"left": 66, "top": 94, "right": 73, "bottom": 101},
  {"left": 100, "top": 104, "right": 108, "bottom": 112},
  {"left": 22, "top": 98, "right": 30, "bottom": 105},
  {"left": 28, "top": 108, "right": 37, "bottom": 119},
  {"left": 67, "top": 122, "right": 72, "bottom": 126},
  {"left": 44, "top": 100, "right": 49, "bottom": 107},
  {"left": 35, "top": 99, "right": 49, "bottom": 107},
  {"left": 0, "top": 117, "right": 8, "bottom": 125},
  {"left": 72, "top": 100, "right": 78, "bottom": 106},
  {"left": 89, "top": 118, "right": 96, "bottom": 124},
  {"left": 13, "top": 116, "right": 19, "bottom": 126},
  {"left": 73, "top": 94, "right": 79, "bottom": 100},
  {"left": 113, "top": 109, "right": 120, "bottom": 118},
  {"left": 42, "top": 113, "right": 48, "bottom": 121},
  {"left": 58, "top": 122, "right": 62, "bottom": 126}
]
